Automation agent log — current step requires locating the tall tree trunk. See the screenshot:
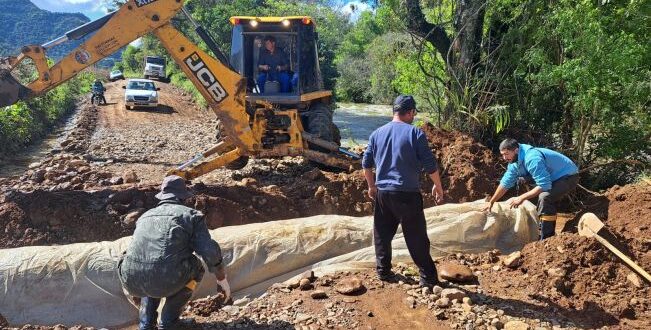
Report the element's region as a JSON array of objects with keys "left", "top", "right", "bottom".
[
  {"left": 403, "top": 0, "right": 452, "bottom": 64},
  {"left": 454, "top": 0, "right": 486, "bottom": 75},
  {"left": 401, "top": 0, "right": 488, "bottom": 134}
]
